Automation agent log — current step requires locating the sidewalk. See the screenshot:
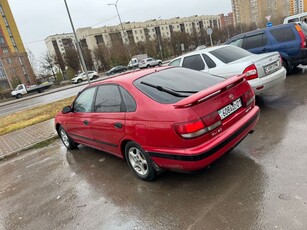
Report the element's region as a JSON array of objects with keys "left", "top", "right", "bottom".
[{"left": 0, "top": 119, "right": 57, "bottom": 160}]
